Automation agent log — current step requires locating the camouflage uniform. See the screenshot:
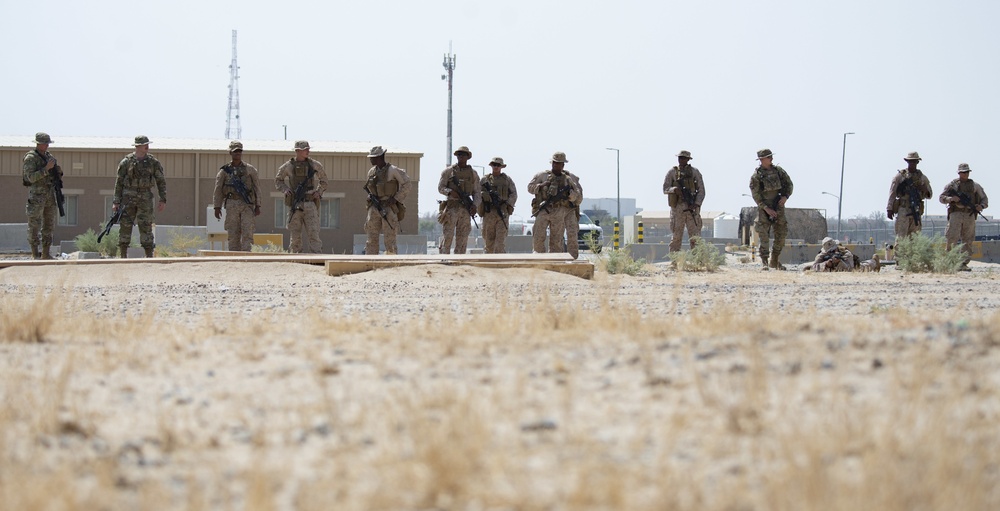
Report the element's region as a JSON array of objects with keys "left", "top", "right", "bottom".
[
  {"left": 213, "top": 141, "right": 262, "bottom": 252},
  {"left": 363, "top": 146, "right": 411, "bottom": 255},
  {"left": 749, "top": 149, "right": 794, "bottom": 269},
  {"left": 887, "top": 152, "right": 933, "bottom": 242},
  {"left": 22, "top": 133, "right": 62, "bottom": 259},
  {"left": 113, "top": 136, "right": 167, "bottom": 257},
  {"left": 478, "top": 157, "right": 518, "bottom": 254},
  {"left": 662, "top": 151, "right": 705, "bottom": 252},
  {"left": 527, "top": 152, "right": 583, "bottom": 259},
  {"left": 810, "top": 237, "right": 855, "bottom": 272},
  {"left": 939, "top": 163, "right": 989, "bottom": 269},
  {"left": 437, "top": 146, "right": 481, "bottom": 254},
  {"left": 275, "top": 141, "right": 328, "bottom": 254}
]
